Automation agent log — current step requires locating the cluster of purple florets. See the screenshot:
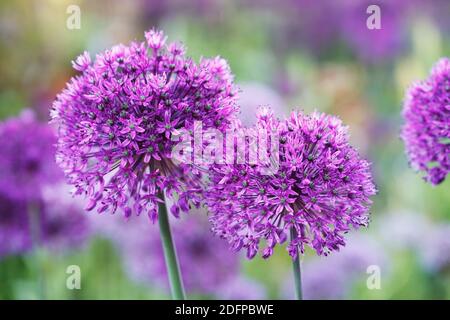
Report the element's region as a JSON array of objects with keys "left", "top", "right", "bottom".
[
  {"left": 401, "top": 58, "right": 450, "bottom": 185},
  {"left": 50, "top": 28, "right": 377, "bottom": 262},
  {"left": 205, "top": 110, "right": 376, "bottom": 259},
  {"left": 51, "top": 29, "right": 238, "bottom": 221}
]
